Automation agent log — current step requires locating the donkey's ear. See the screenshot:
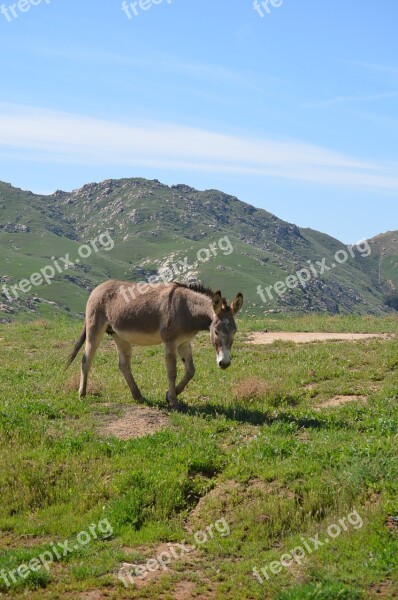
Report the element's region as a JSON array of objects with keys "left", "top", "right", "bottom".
[
  {"left": 231, "top": 293, "right": 243, "bottom": 315},
  {"left": 212, "top": 291, "right": 223, "bottom": 316}
]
